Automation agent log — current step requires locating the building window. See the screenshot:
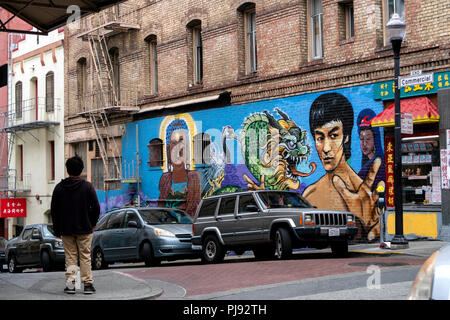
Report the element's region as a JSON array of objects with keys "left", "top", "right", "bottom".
[
  {"left": 193, "top": 26, "right": 203, "bottom": 84},
  {"left": 46, "top": 72, "right": 54, "bottom": 112},
  {"left": 148, "top": 138, "right": 163, "bottom": 167},
  {"left": 77, "top": 58, "right": 87, "bottom": 112},
  {"left": 194, "top": 133, "right": 211, "bottom": 165},
  {"left": 15, "top": 81, "right": 22, "bottom": 118},
  {"left": 310, "top": 0, "right": 323, "bottom": 59},
  {"left": 49, "top": 141, "right": 55, "bottom": 181},
  {"left": 18, "top": 145, "right": 23, "bottom": 181},
  {"left": 91, "top": 158, "right": 104, "bottom": 190},
  {"left": 386, "top": 0, "right": 404, "bottom": 19},
  {"left": 245, "top": 8, "right": 257, "bottom": 73},
  {"left": 145, "top": 35, "right": 158, "bottom": 95},
  {"left": 72, "top": 142, "right": 87, "bottom": 179},
  {"left": 109, "top": 47, "right": 120, "bottom": 104},
  {"left": 339, "top": 1, "right": 354, "bottom": 41},
  {"left": 384, "top": 0, "right": 405, "bottom": 45}
]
